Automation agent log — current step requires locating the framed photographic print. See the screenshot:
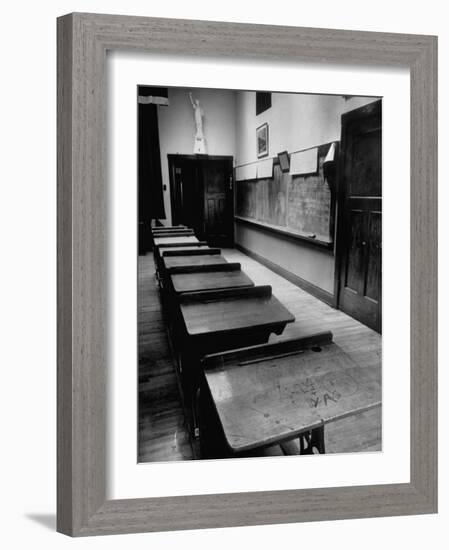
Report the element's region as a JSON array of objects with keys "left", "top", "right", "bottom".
[
  {"left": 57, "top": 13, "right": 437, "bottom": 537},
  {"left": 257, "top": 122, "right": 269, "bottom": 158}
]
